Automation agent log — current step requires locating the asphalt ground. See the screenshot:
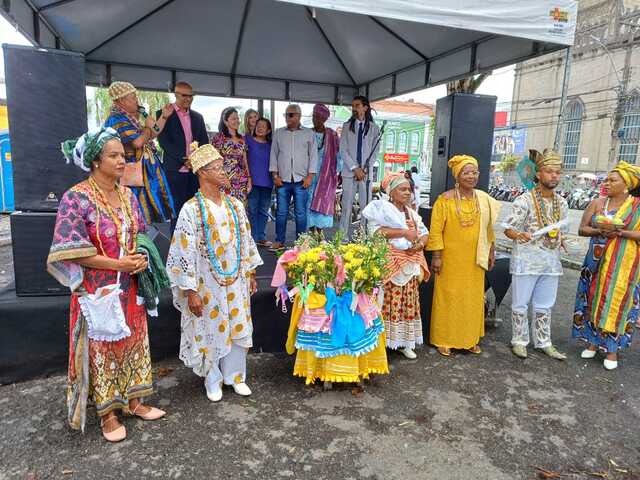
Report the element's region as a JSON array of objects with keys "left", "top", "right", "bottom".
[{"left": 2, "top": 267, "right": 640, "bottom": 480}]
